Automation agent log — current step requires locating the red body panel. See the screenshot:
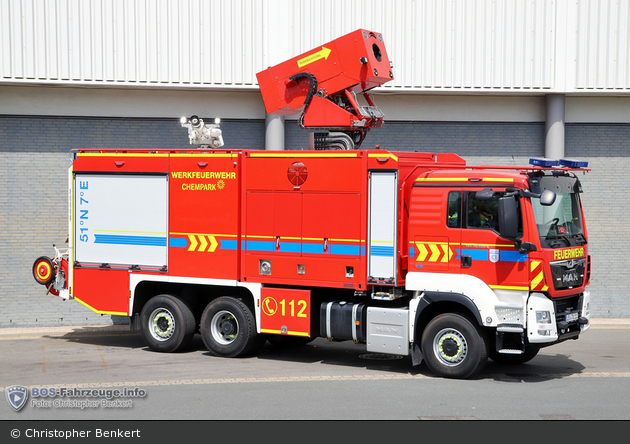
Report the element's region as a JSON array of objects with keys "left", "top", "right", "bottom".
[
  {"left": 242, "top": 152, "right": 367, "bottom": 288},
  {"left": 168, "top": 153, "right": 240, "bottom": 279},
  {"left": 260, "top": 287, "right": 311, "bottom": 337},
  {"left": 74, "top": 152, "right": 169, "bottom": 173},
  {"left": 72, "top": 268, "right": 130, "bottom": 315}
]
